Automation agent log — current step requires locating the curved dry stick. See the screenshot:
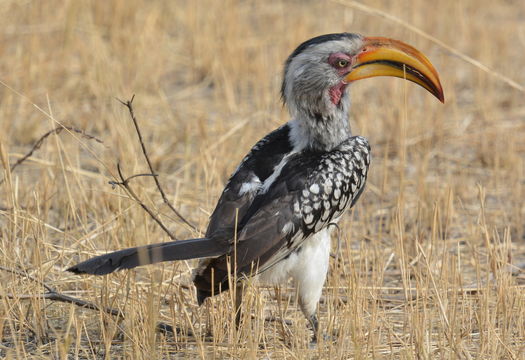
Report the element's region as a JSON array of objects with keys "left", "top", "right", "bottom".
[
  {"left": 118, "top": 96, "right": 202, "bottom": 234},
  {"left": 0, "top": 265, "right": 120, "bottom": 317},
  {"left": 0, "top": 126, "right": 103, "bottom": 186},
  {"left": 113, "top": 162, "right": 178, "bottom": 240},
  {"left": 0, "top": 265, "right": 187, "bottom": 335}
]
